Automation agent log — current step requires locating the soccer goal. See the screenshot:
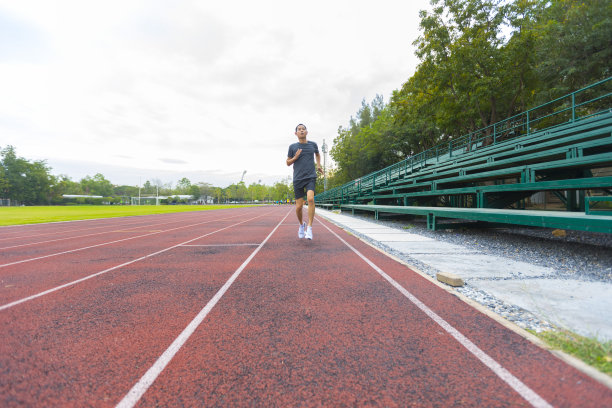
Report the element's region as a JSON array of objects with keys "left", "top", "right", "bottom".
[{"left": 130, "top": 196, "right": 159, "bottom": 205}]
